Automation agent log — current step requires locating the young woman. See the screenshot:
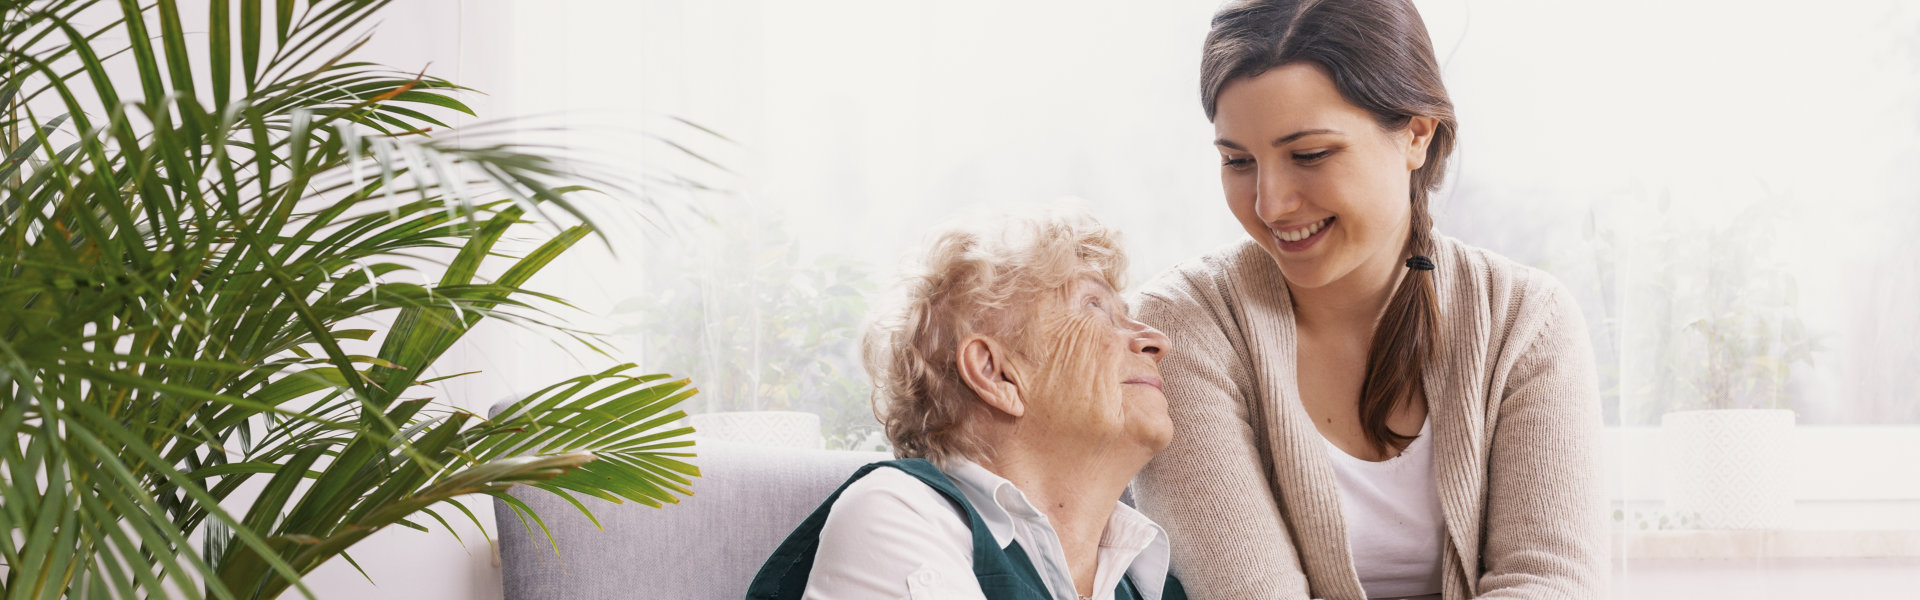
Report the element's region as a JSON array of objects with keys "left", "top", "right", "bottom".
[
  {"left": 1131, "top": 1, "right": 1605, "bottom": 599},
  {"left": 749, "top": 210, "right": 1187, "bottom": 600}
]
